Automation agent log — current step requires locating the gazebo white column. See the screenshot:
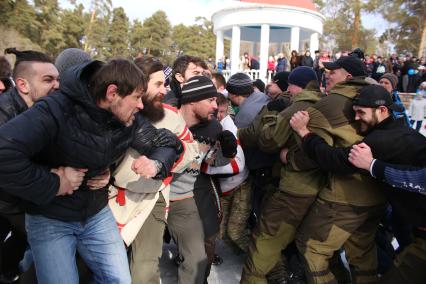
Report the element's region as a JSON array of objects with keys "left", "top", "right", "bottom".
[
  {"left": 290, "top": 27, "right": 300, "bottom": 52},
  {"left": 230, "top": 25, "right": 241, "bottom": 75},
  {"left": 215, "top": 30, "right": 224, "bottom": 65},
  {"left": 309, "top": 32, "right": 319, "bottom": 57},
  {"left": 259, "top": 24, "right": 270, "bottom": 81}
]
